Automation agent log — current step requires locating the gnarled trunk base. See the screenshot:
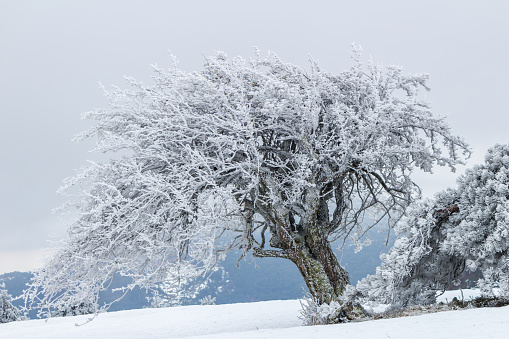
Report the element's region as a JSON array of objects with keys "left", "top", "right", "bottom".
[{"left": 286, "top": 228, "right": 368, "bottom": 322}]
